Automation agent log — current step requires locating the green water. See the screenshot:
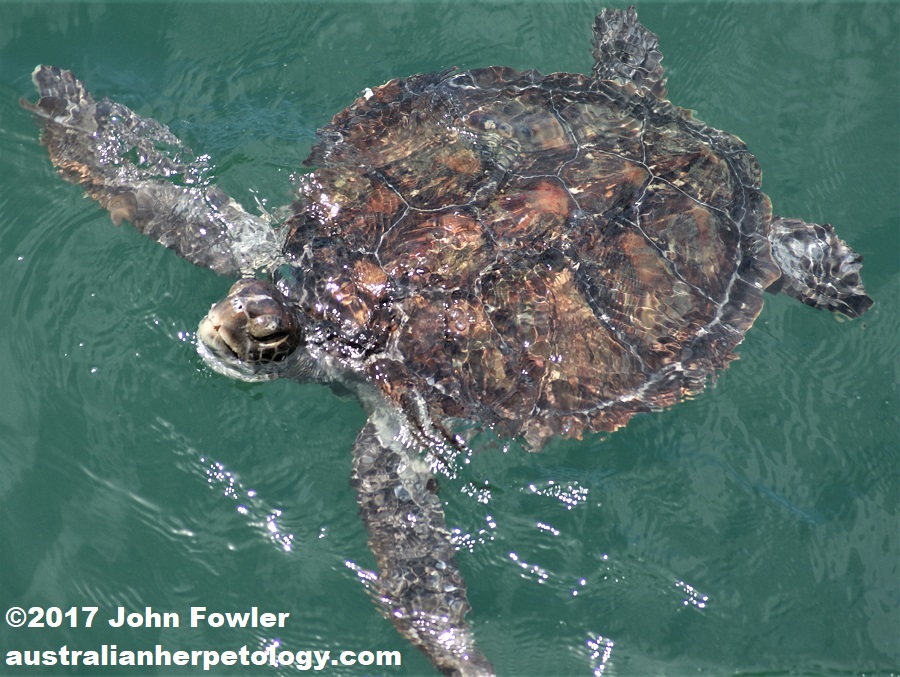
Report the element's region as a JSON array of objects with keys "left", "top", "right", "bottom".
[{"left": 0, "top": 2, "right": 897, "bottom": 675}]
